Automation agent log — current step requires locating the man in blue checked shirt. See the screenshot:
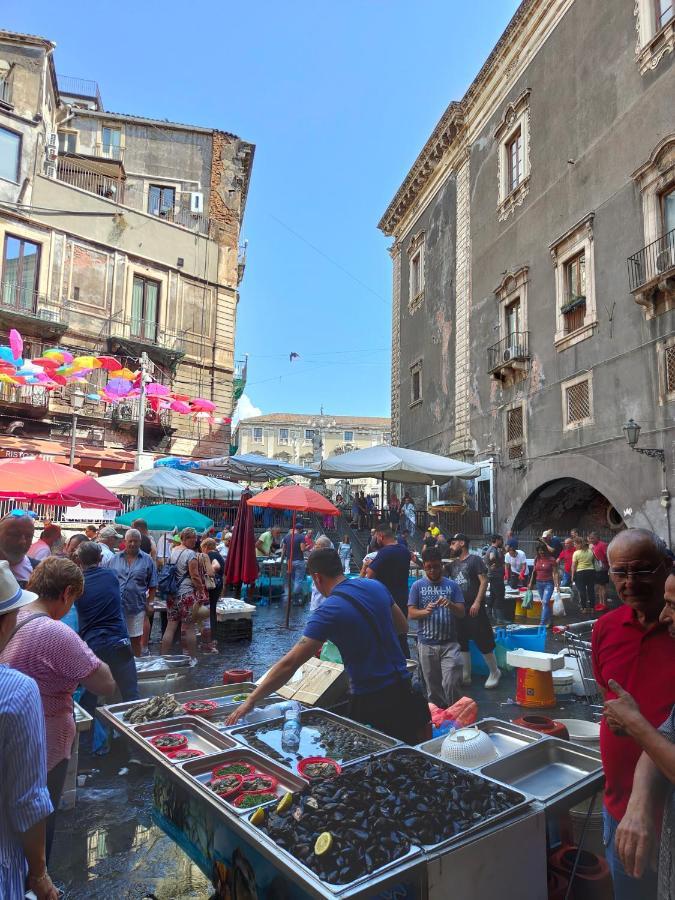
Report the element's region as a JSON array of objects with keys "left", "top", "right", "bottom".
[
  {"left": 408, "top": 547, "right": 465, "bottom": 709},
  {"left": 0, "top": 561, "right": 58, "bottom": 899}
]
